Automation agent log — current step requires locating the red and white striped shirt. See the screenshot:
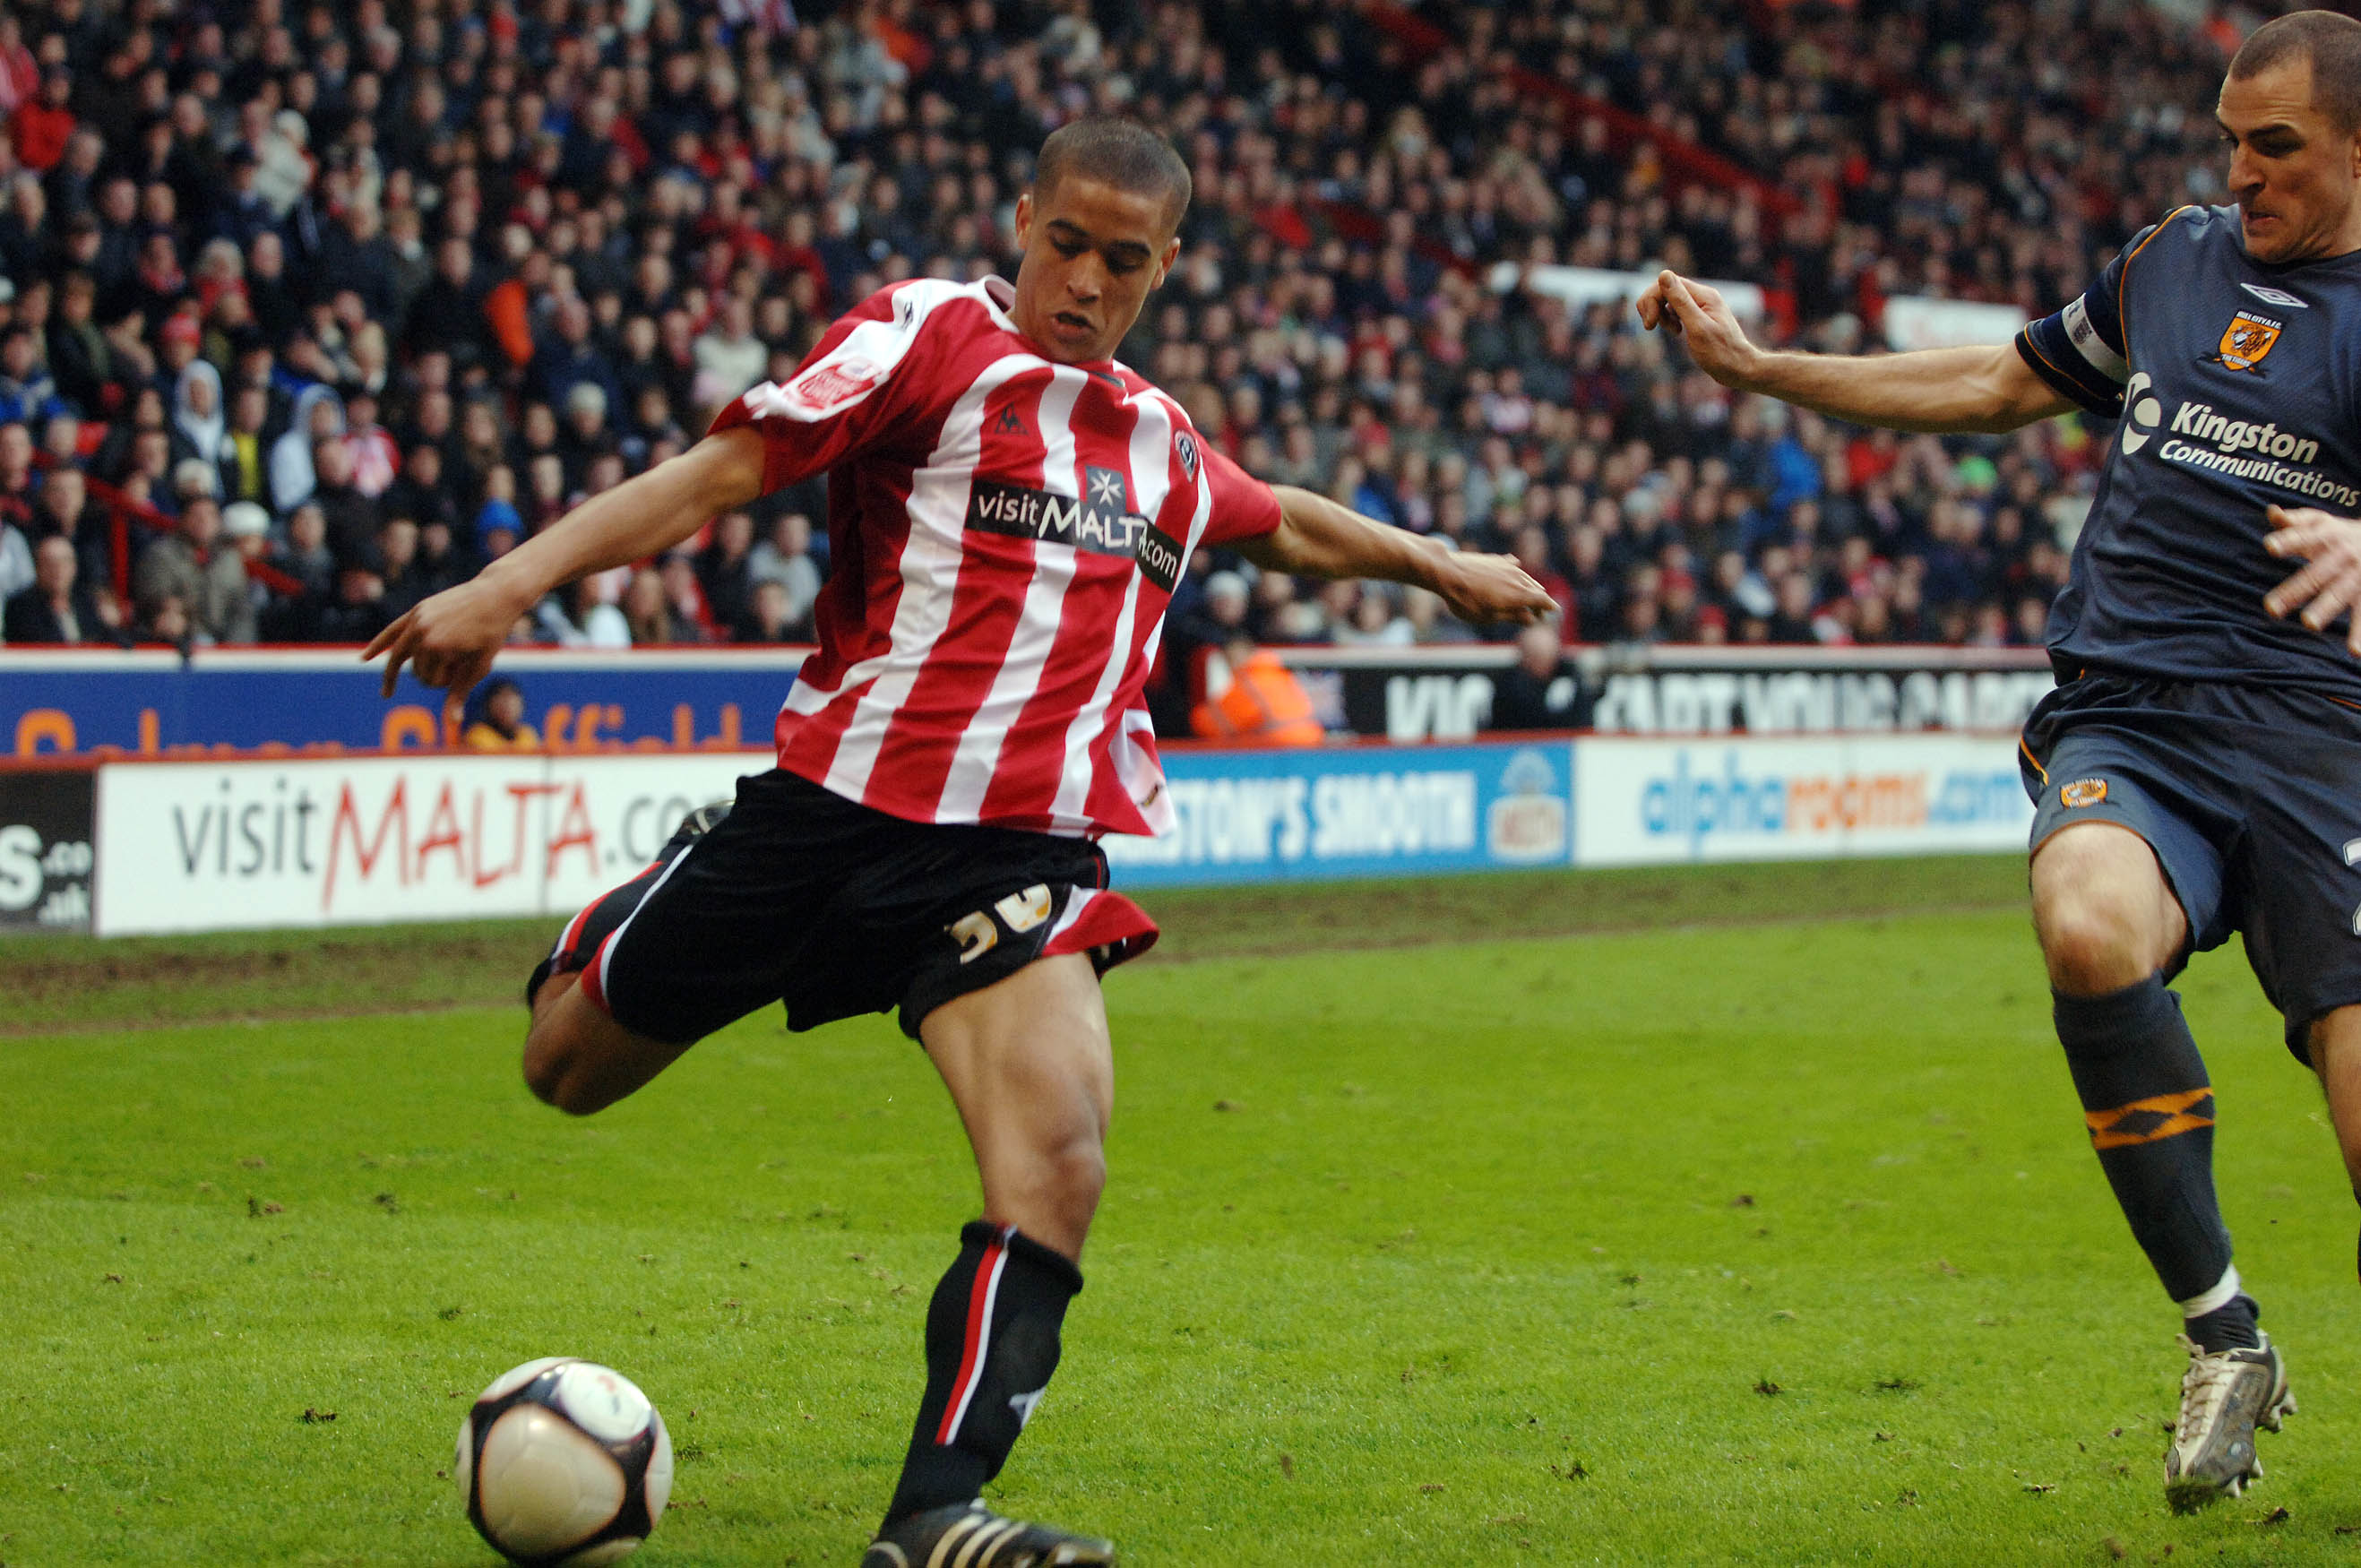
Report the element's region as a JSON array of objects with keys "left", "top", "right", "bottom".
[{"left": 711, "top": 276, "right": 1282, "bottom": 839}]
